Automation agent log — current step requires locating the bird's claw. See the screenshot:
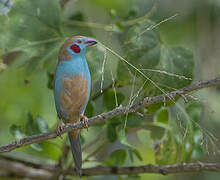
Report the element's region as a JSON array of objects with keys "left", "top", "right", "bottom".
[
  {"left": 56, "top": 121, "right": 63, "bottom": 139},
  {"left": 80, "top": 114, "right": 89, "bottom": 131}
]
